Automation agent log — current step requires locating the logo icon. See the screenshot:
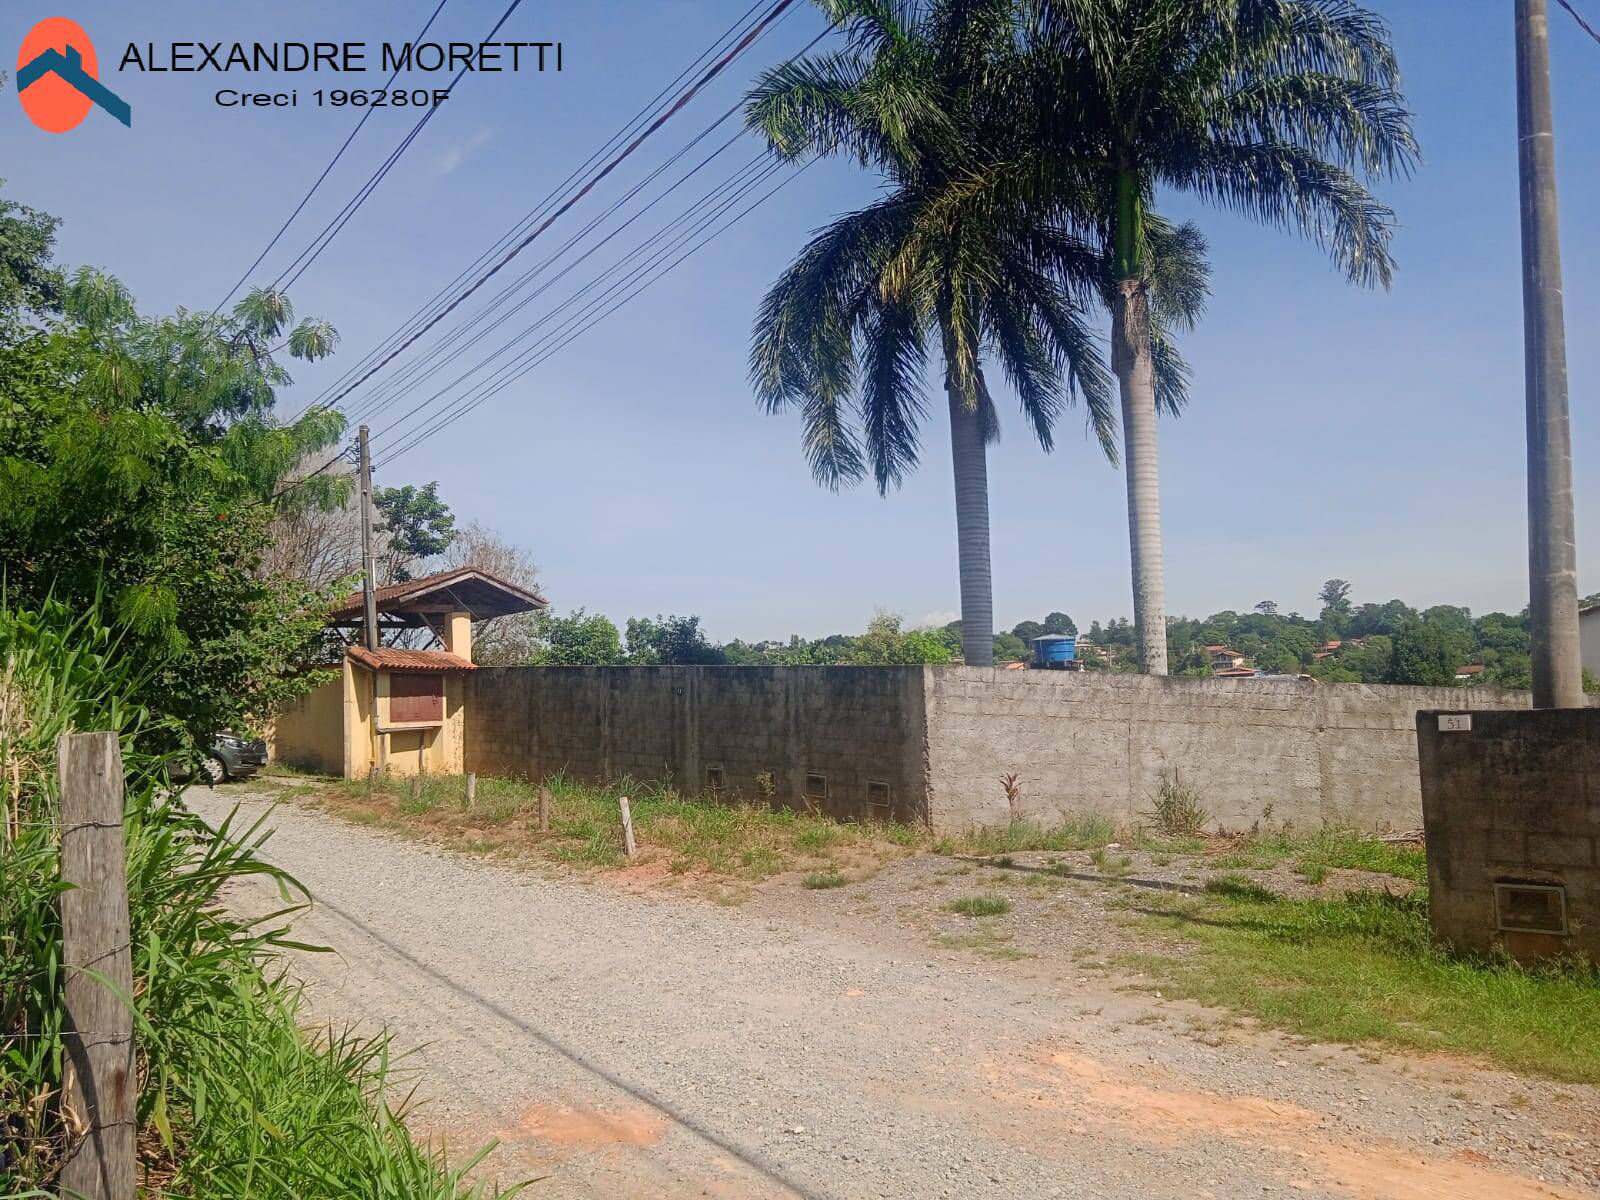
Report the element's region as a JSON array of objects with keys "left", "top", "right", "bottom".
[{"left": 16, "top": 17, "right": 130, "bottom": 131}]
